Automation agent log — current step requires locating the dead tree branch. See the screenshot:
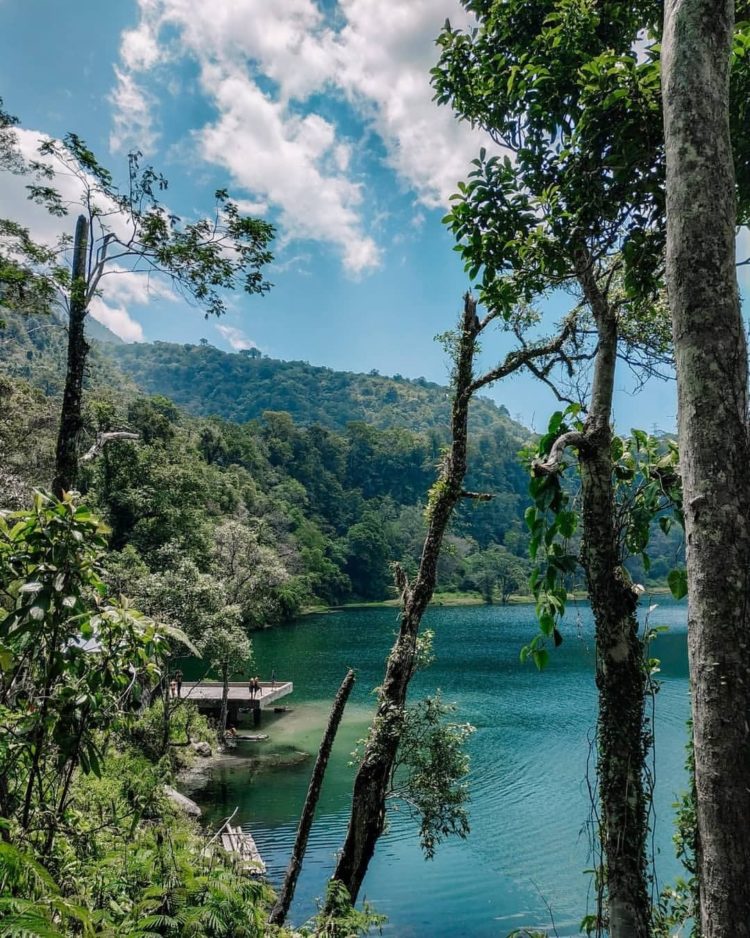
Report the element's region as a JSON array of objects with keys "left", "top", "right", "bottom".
[{"left": 80, "top": 431, "right": 139, "bottom": 463}]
